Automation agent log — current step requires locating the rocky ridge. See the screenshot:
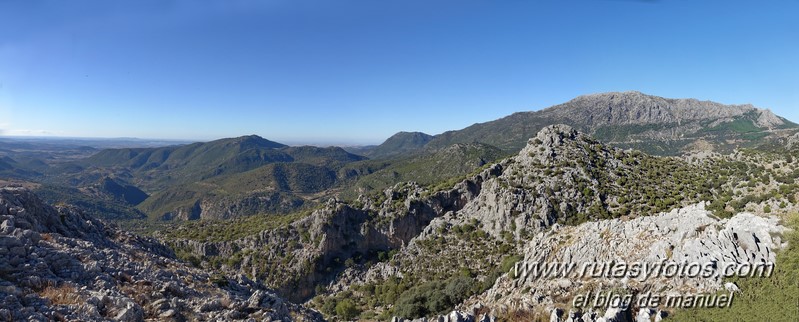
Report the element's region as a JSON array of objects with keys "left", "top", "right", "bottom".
[
  {"left": 426, "top": 91, "right": 797, "bottom": 155},
  {"left": 787, "top": 132, "right": 799, "bottom": 150},
  {"left": 544, "top": 91, "right": 780, "bottom": 129}
]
